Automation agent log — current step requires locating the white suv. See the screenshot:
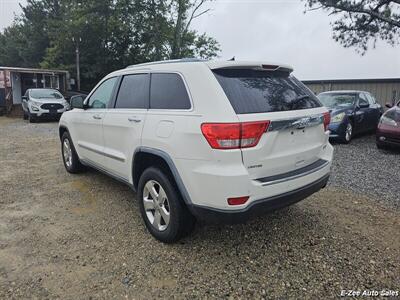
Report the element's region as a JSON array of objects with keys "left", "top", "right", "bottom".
[
  {"left": 22, "top": 88, "right": 70, "bottom": 122},
  {"left": 59, "top": 59, "right": 333, "bottom": 243}
]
